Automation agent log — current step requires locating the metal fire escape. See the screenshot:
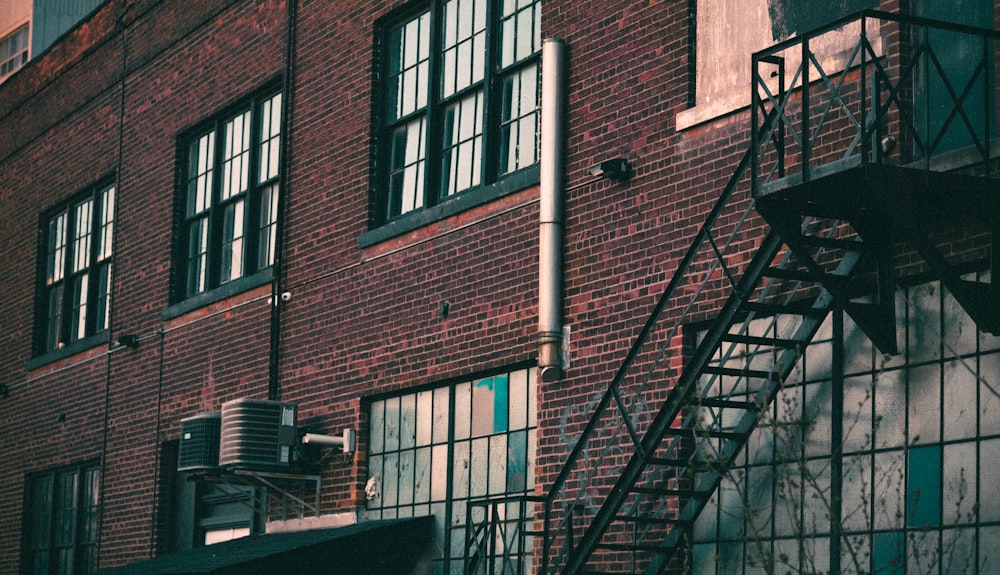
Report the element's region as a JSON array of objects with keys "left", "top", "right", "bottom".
[{"left": 466, "top": 11, "right": 999, "bottom": 575}]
